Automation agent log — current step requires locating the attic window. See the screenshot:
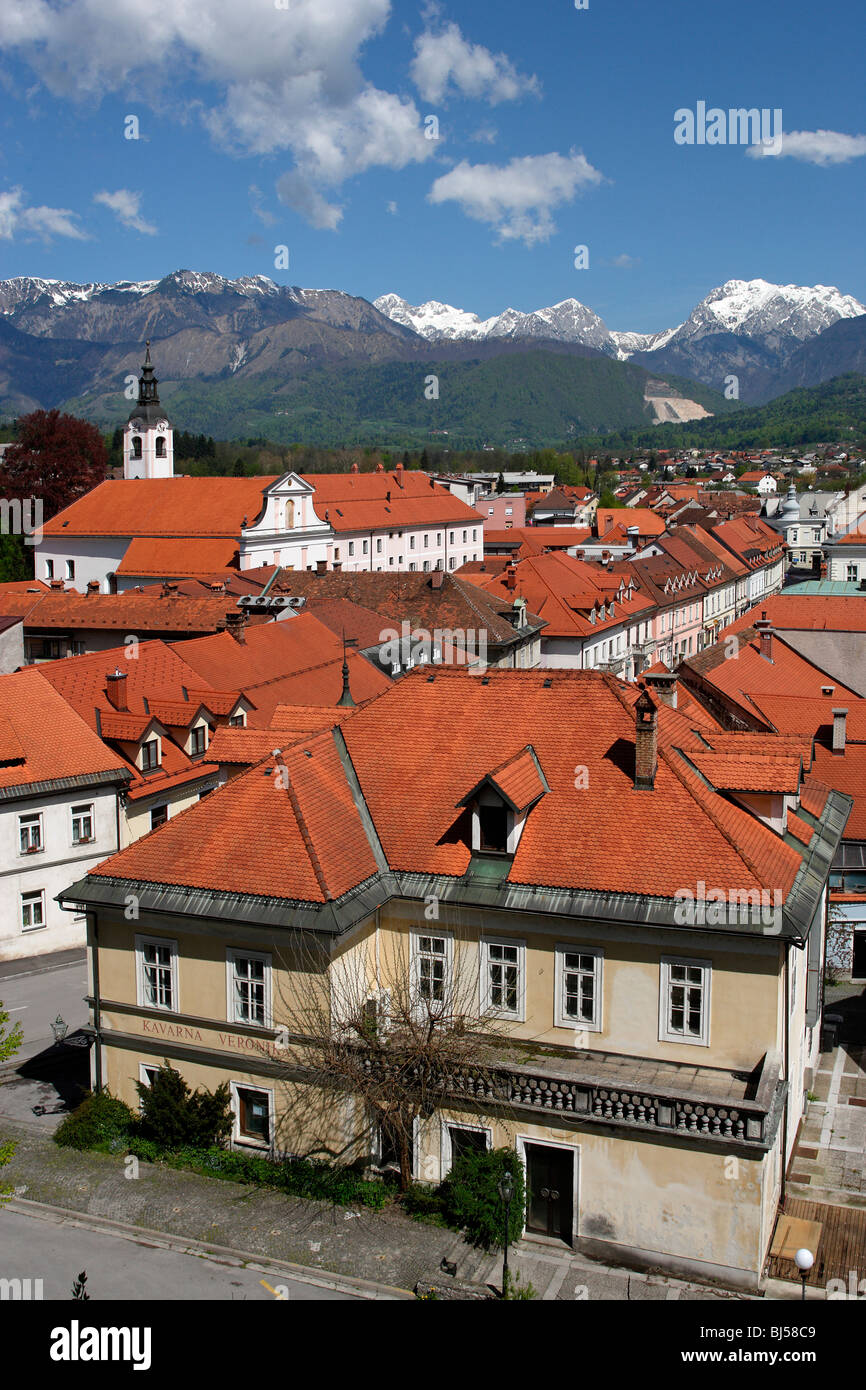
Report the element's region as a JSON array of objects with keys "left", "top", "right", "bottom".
[{"left": 479, "top": 803, "right": 509, "bottom": 854}]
